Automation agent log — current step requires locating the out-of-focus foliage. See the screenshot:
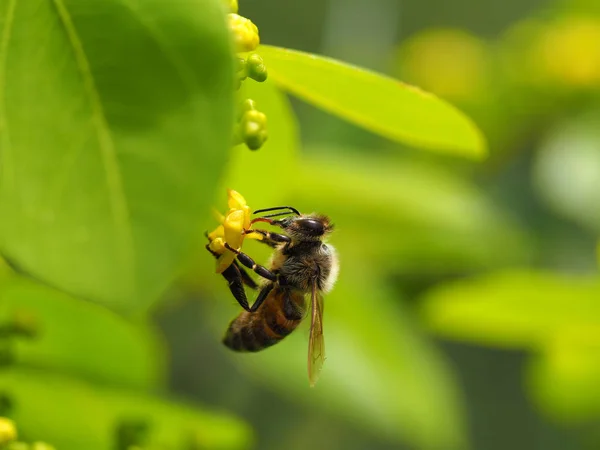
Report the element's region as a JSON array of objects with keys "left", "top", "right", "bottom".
[
  {"left": 533, "top": 111, "right": 600, "bottom": 234},
  {"left": 0, "top": 0, "right": 234, "bottom": 312},
  {"left": 421, "top": 271, "right": 600, "bottom": 349},
  {"left": 420, "top": 271, "right": 600, "bottom": 423},
  {"left": 527, "top": 337, "right": 600, "bottom": 423},
  {"left": 0, "top": 276, "right": 165, "bottom": 389},
  {"left": 259, "top": 45, "right": 487, "bottom": 159},
  {"left": 1, "top": 369, "right": 251, "bottom": 450},
  {"left": 397, "top": 1, "right": 600, "bottom": 432},
  {"left": 3, "top": 0, "right": 600, "bottom": 449}
]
